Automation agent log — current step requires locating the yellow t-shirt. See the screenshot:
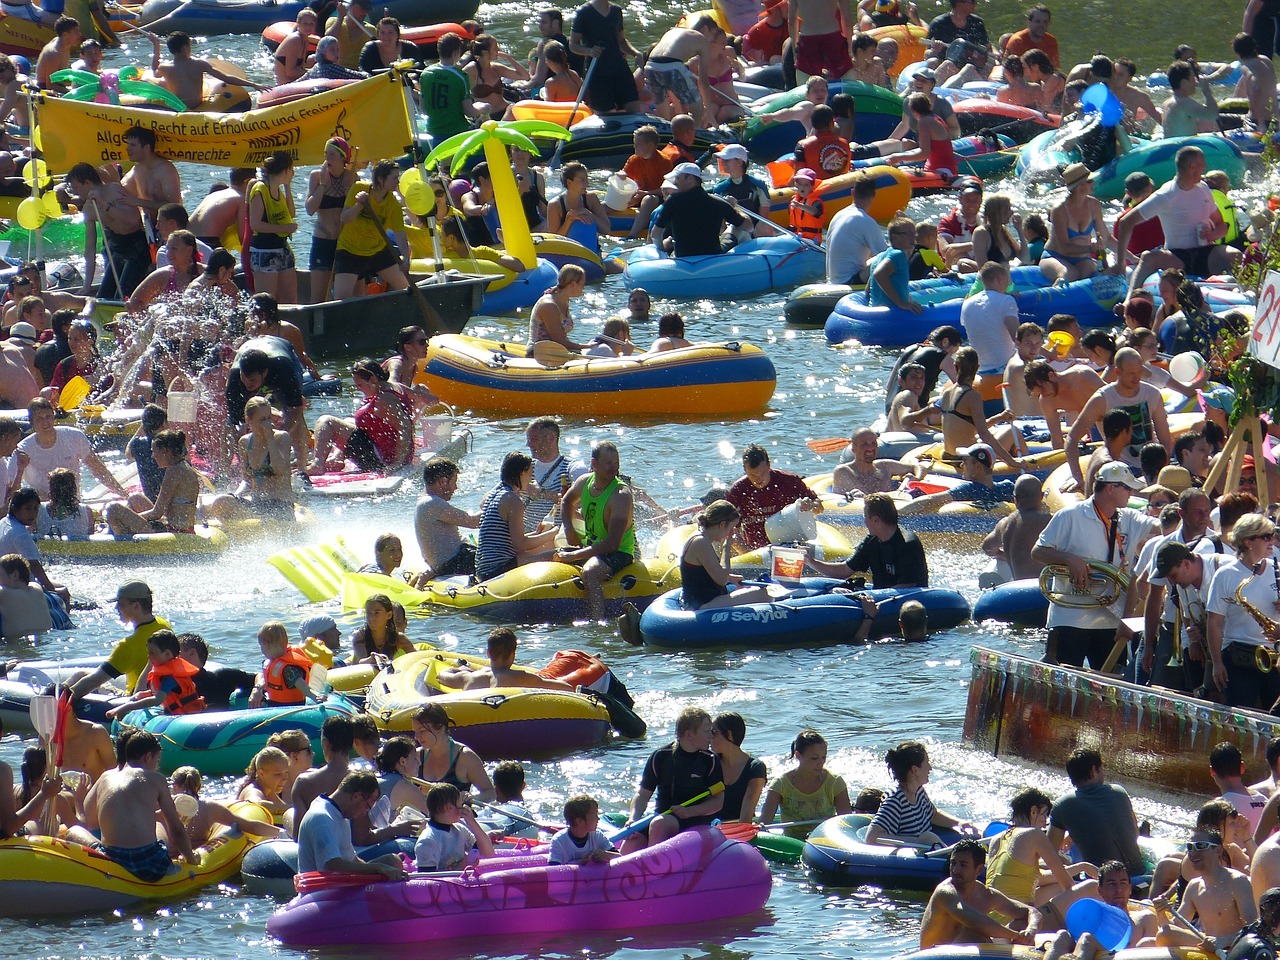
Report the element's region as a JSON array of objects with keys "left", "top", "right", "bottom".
[
  {"left": 337, "top": 182, "right": 406, "bottom": 258},
  {"left": 106, "top": 616, "right": 174, "bottom": 694},
  {"left": 324, "top": 15, "right": 373, "bottom": 69}
]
